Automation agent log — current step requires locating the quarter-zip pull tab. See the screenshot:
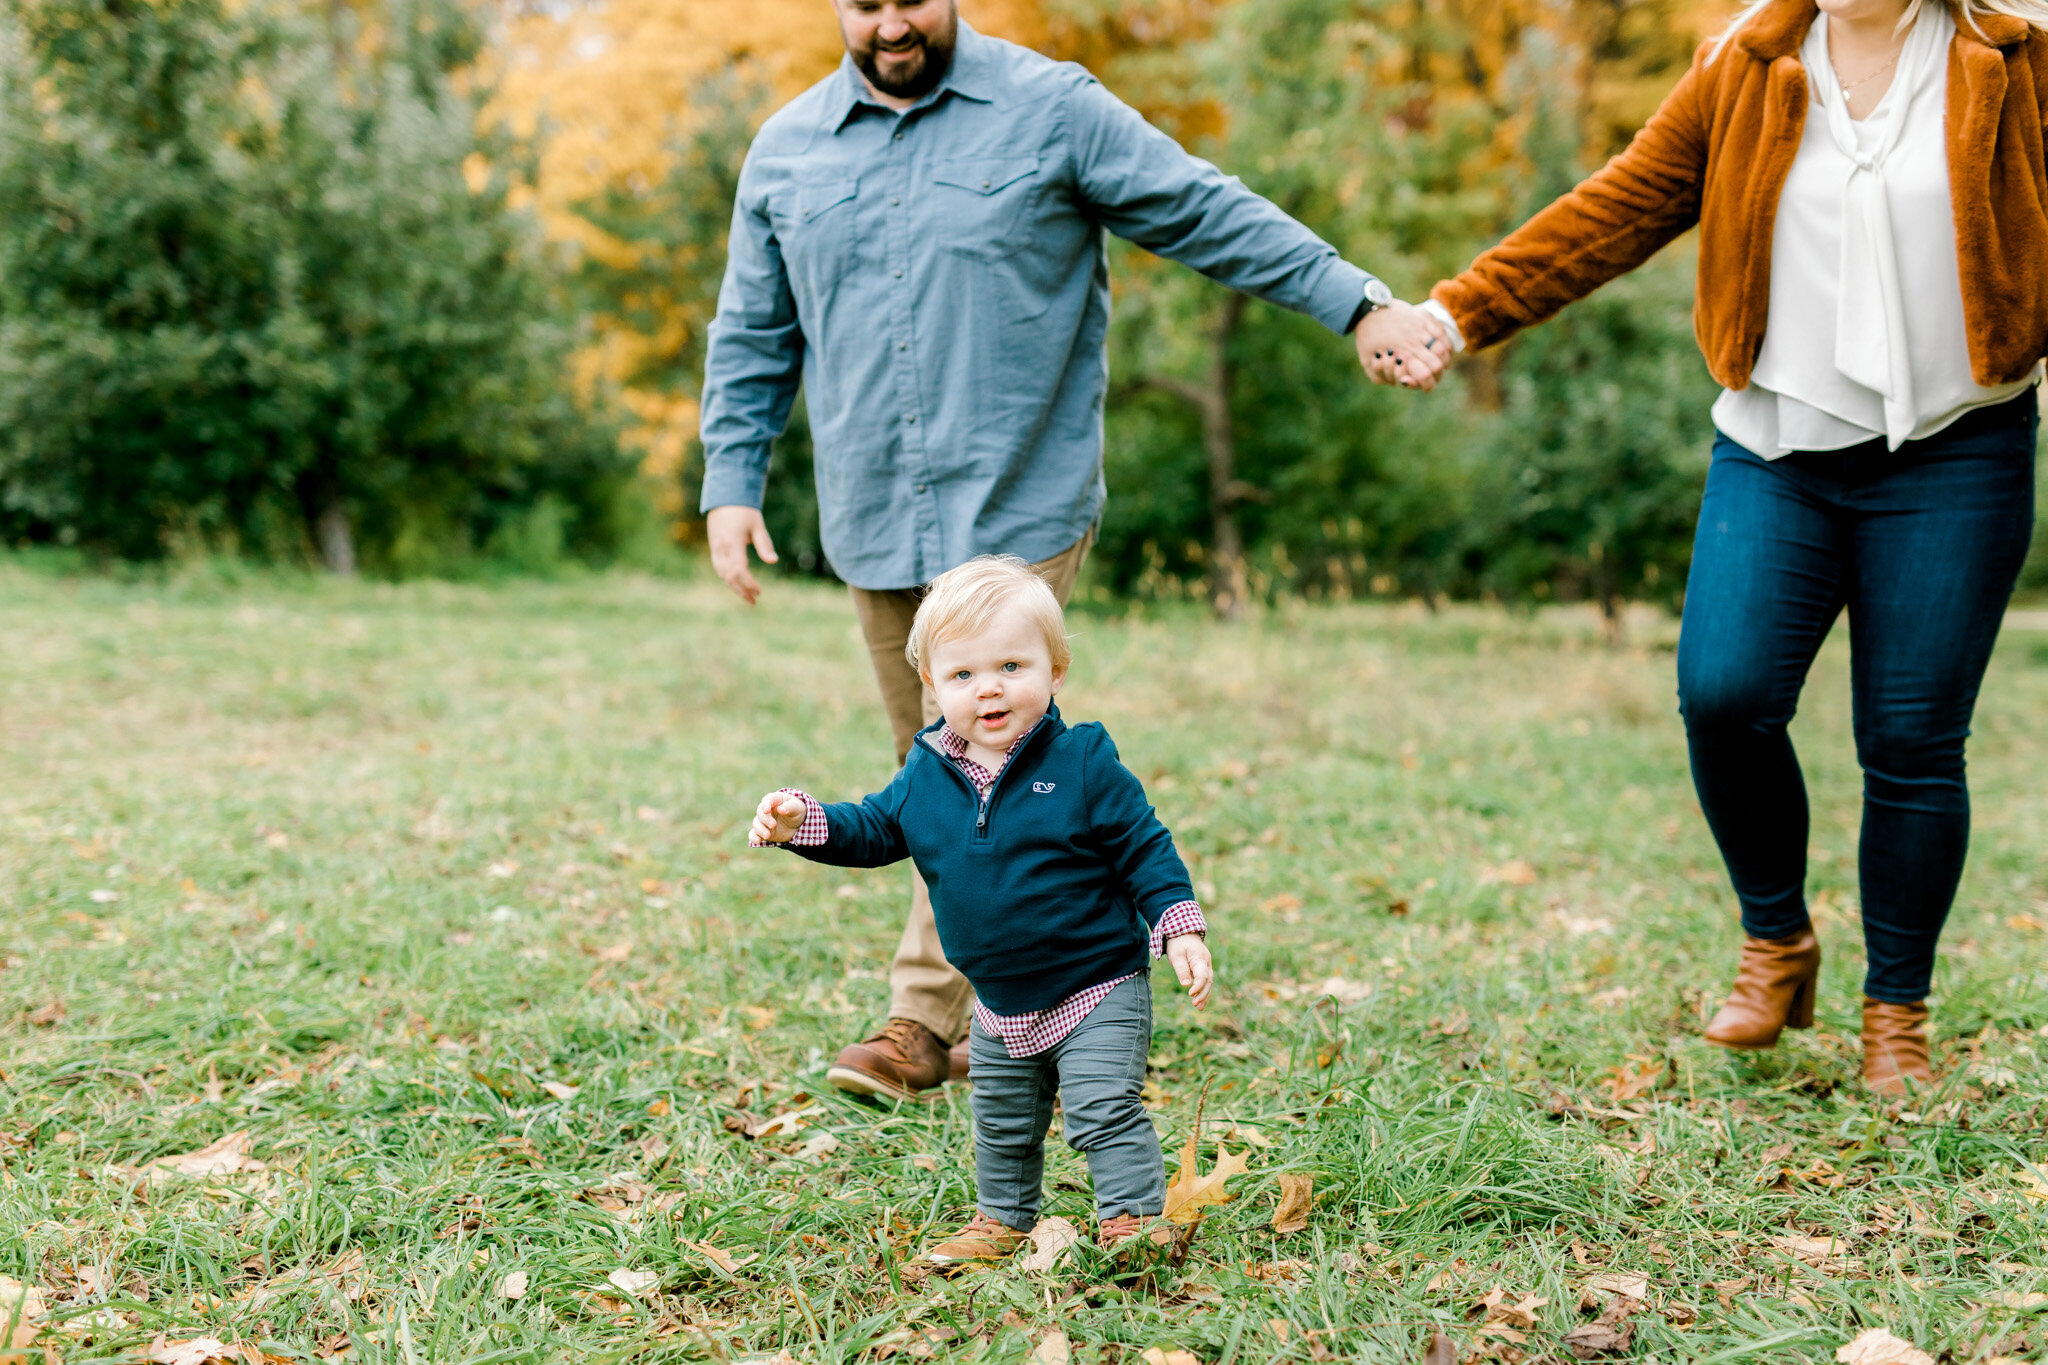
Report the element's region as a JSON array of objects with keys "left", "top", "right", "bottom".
[{"left": 976, "top": 794, "right": 990, "bottom": 830}]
